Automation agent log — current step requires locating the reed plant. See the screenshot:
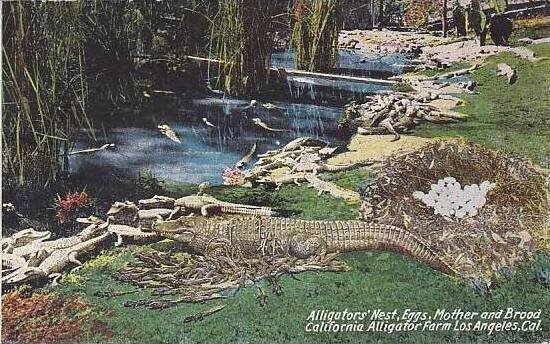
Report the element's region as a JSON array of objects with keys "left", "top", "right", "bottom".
[
  {"left": 212, "top": 0, "right": 275, "bottom": 96},
  {"left": 2, "top": 1, "right": 149, "bottom": 188},
  {"left": 2, "top": 1, "right": 90, "bottom": 187},
  {"left": 290, "top": 0, "right": 342, "bottom": 72}
]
